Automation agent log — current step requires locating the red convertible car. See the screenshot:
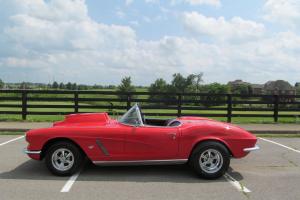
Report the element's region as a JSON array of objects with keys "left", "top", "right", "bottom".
[{"left": 24, "top": 104, "right": 259, "bottom": 179}]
